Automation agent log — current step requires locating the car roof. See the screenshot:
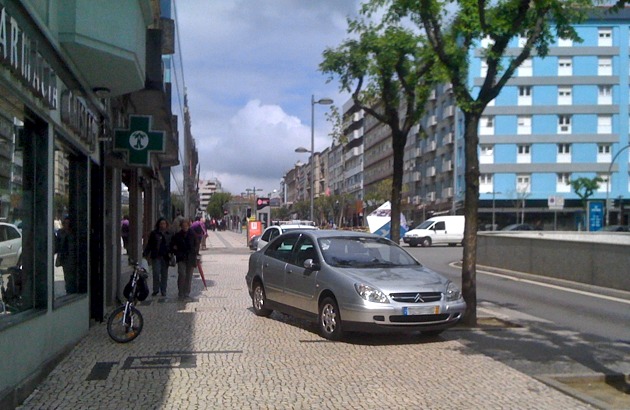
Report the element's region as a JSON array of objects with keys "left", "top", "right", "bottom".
[{"left": 281, "top": 229, "right": 383, "bottom": 239}]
